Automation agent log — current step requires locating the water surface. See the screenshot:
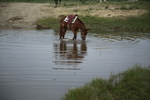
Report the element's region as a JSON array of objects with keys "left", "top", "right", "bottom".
[{"left": 0, "top": 28, "right": 150, "bottom": 100}]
